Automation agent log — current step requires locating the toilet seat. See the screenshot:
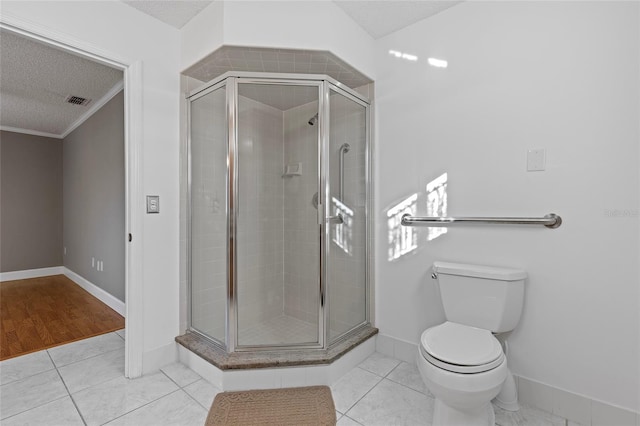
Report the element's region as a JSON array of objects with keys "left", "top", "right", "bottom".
[{"left": 420, "top": 322, "right": 504, "bottom": 374}]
